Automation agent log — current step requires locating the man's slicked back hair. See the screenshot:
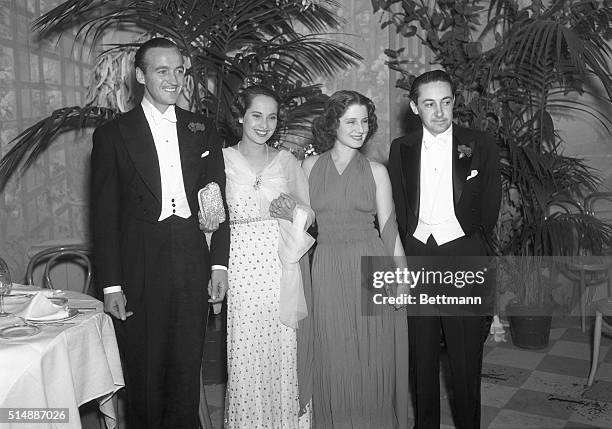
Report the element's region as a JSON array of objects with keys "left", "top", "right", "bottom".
[{"left": 134, "top": 37, "right": 180, "bottom": 72}]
